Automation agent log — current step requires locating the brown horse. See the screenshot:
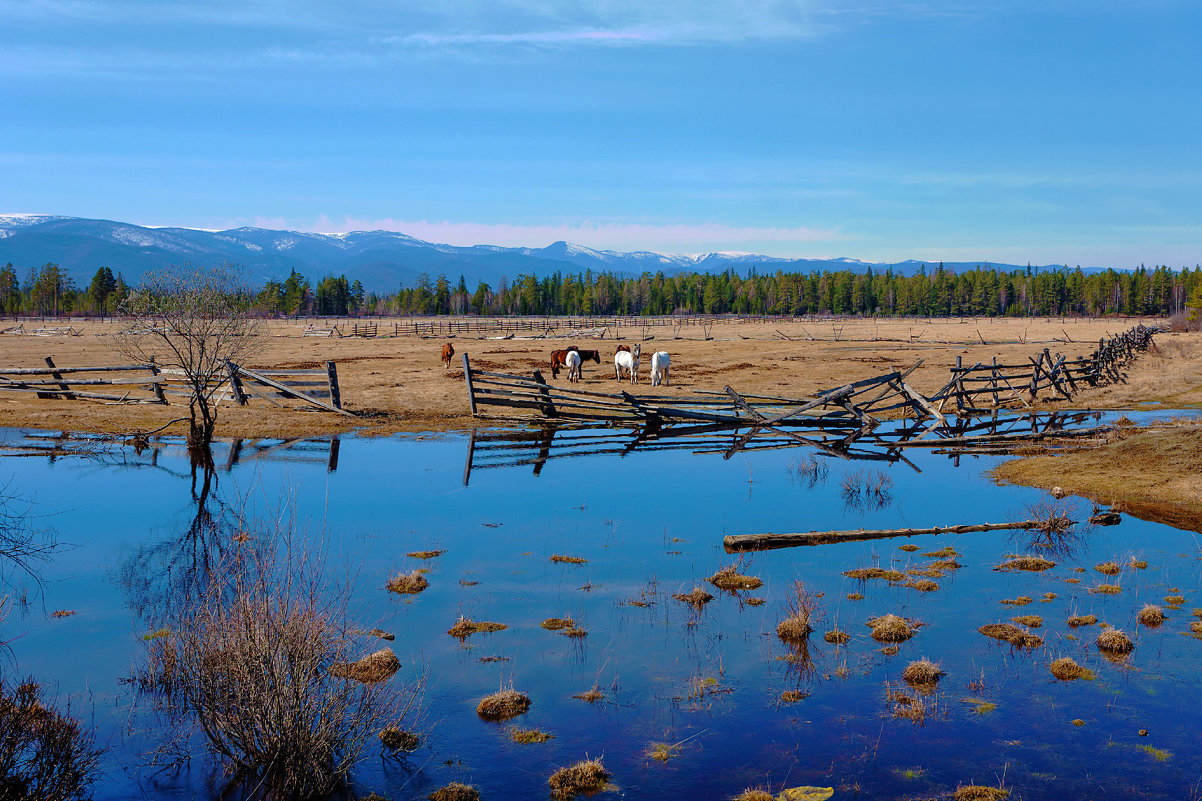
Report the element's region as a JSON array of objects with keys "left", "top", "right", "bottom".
[{"left": 549, "top": 347, "right": 577, "bottom": 379}]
